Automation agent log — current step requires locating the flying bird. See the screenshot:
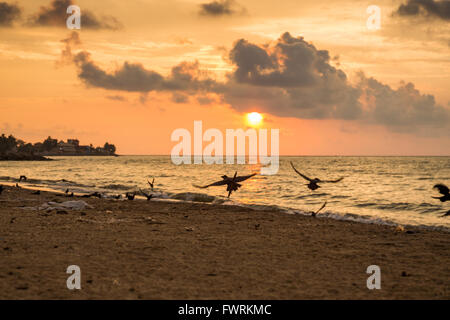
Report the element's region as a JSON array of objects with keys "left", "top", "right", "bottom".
[
  {"left": 194, "top": 172, "right": 257, "bottom": 198},
  {"left": 311, "top": 201, "right": 327, "bottom": 217},
  {"left": 290, "top": 162, "right": 343, "bottom": 191},
  {"left": 148, "top": 178, "right": 155, "bottom": 191},
  {"left": 432, "top": 184, "right": 450, "bottom": 202},
  {"left": 140, "top": 189, "right": 153, "bottom": 201}
]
